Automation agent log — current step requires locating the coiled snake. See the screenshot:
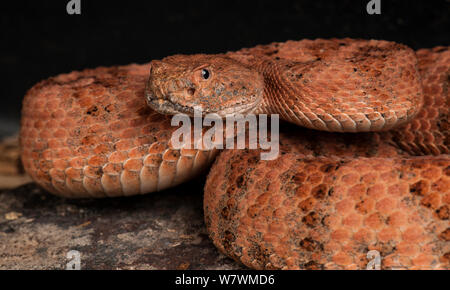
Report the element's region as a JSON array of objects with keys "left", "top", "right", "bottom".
[{"left": 20, "top": 39, "right": 449, "bottom": 269}]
